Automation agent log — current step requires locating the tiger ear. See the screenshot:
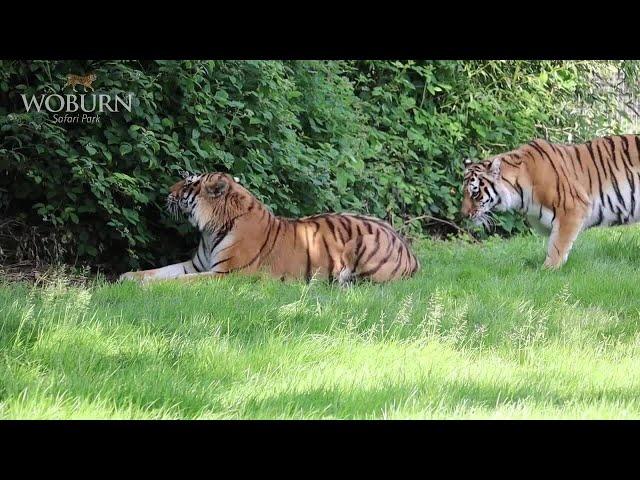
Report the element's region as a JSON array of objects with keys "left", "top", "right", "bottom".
[
  {"left": 205, "top": 179, "right": 228, "bottom": 198},
  {"left": 489, "top": 157, "right": 502, "bottom": 179},
  {"left": 463, "top": 158, "right": 472, "bottom": 167}
]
